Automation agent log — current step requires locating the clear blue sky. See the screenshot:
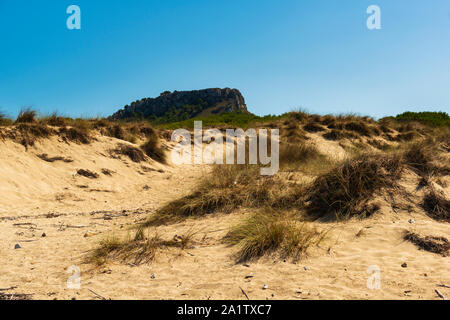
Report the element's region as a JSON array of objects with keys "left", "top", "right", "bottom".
[{"left": 0, "top": 0, "right": 449, "bottom": 118}]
